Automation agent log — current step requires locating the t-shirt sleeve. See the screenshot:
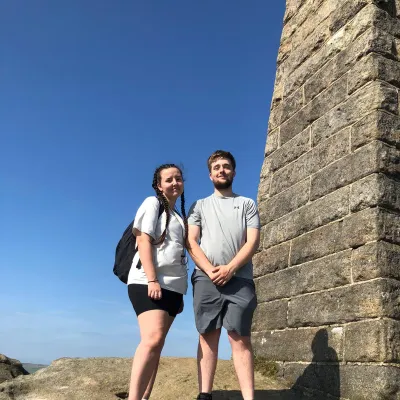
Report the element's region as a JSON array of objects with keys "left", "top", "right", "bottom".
[
  {"left": 133, "top": 197, "right": 161, "bottom": 240},
  {"left": 246, "top": 199, "right": 260, "bottom": 229},
  {"left": 188, "top": 201, "right": 201, "bottom": 226}
]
